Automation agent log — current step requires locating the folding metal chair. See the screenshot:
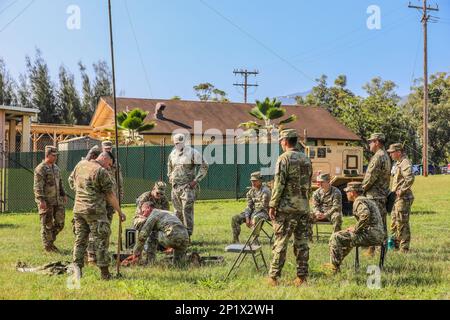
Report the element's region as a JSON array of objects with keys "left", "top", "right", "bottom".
[
  {"left": 354, "top": 242, "right": 387, "bottom": 271},
  {"left": 224, "top": 219, "right": 268, "bottom": 280},
  {"left": 314, "top": 221, "right": 334, "bottom": 241},
  {"left": 260, "top": 219, "right": 274, "bottom": 245}
]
